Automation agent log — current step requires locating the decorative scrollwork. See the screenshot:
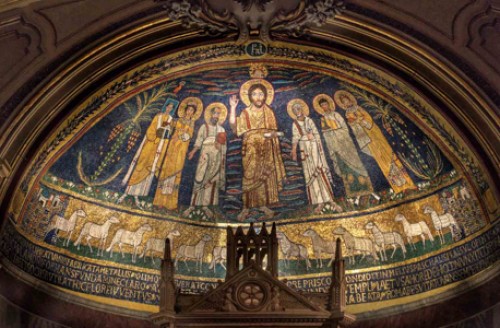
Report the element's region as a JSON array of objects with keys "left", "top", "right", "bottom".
[
  {"left": 155, "top": 0, "right": 237, "bottom": 35},
  {"left": 155, "top": 0, "right": 345, "bottom": 43},
  {"left": 274, "top": 0, "right": 345, "bottom": 37}
]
